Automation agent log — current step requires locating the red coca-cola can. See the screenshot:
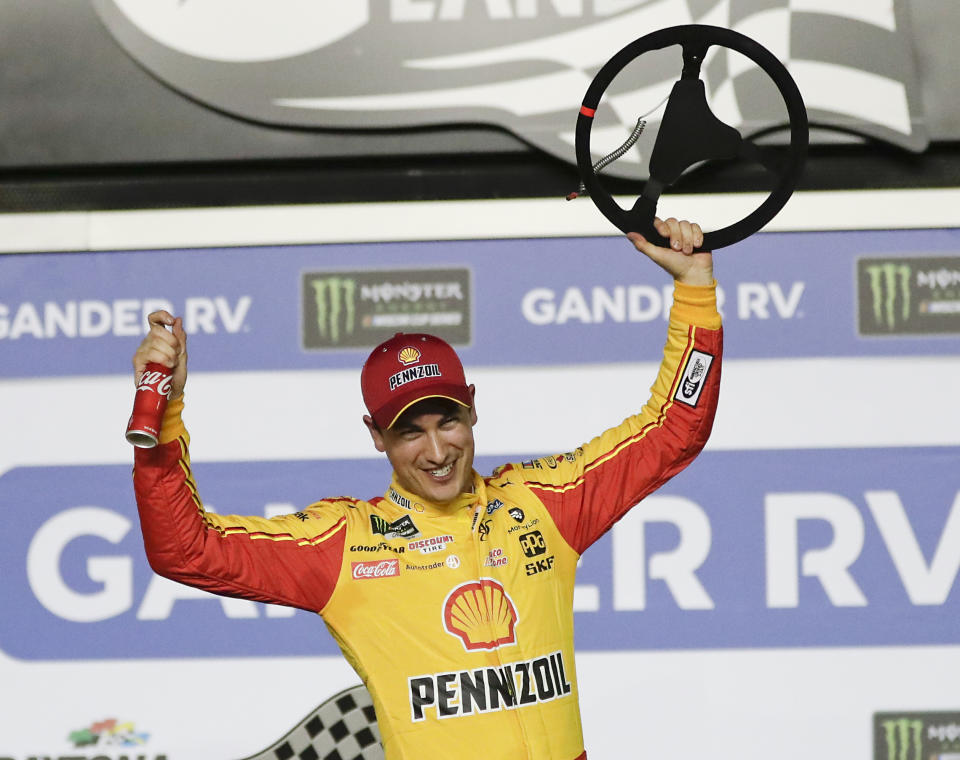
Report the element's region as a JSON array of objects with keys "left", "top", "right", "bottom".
[{"left": 125, "top": 362, "right": 174, "bottom": 448}]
